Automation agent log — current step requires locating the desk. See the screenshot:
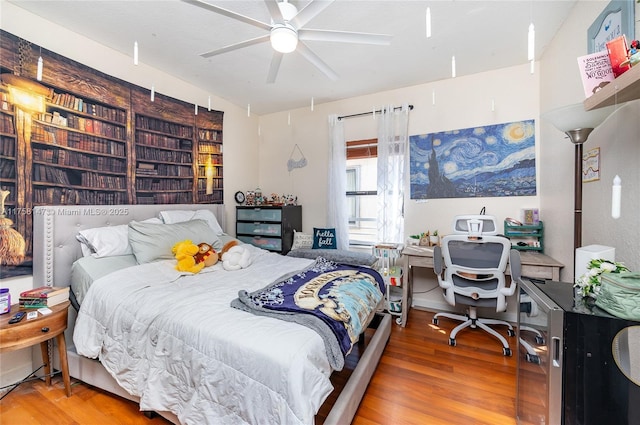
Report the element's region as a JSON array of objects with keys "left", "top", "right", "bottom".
[{"left": 399, "top": 246, "right": 564, "bottom": 327}]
